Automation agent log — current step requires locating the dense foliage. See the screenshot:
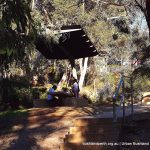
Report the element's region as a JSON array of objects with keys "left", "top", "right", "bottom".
[
  {"left": 0, "top": 0, "right": 150, "bottom": 108},
  {"left": 0, "top": 0, "right": 35, "bottom": 70}
]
